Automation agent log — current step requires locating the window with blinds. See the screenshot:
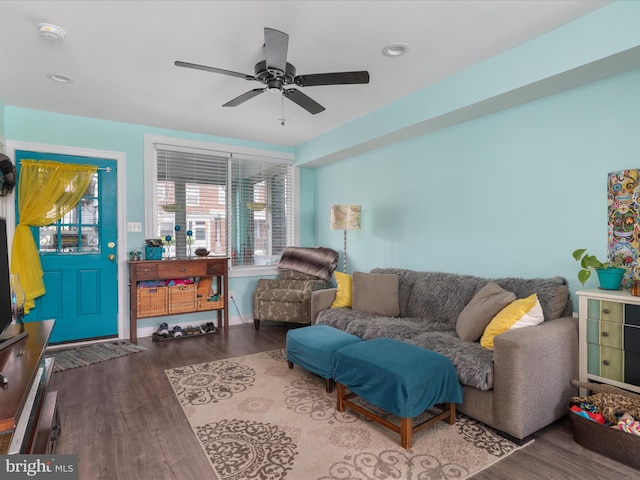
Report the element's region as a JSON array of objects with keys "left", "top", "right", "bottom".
[{"left": 153, "top": 143, "right": 294, "bottom": 268}]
